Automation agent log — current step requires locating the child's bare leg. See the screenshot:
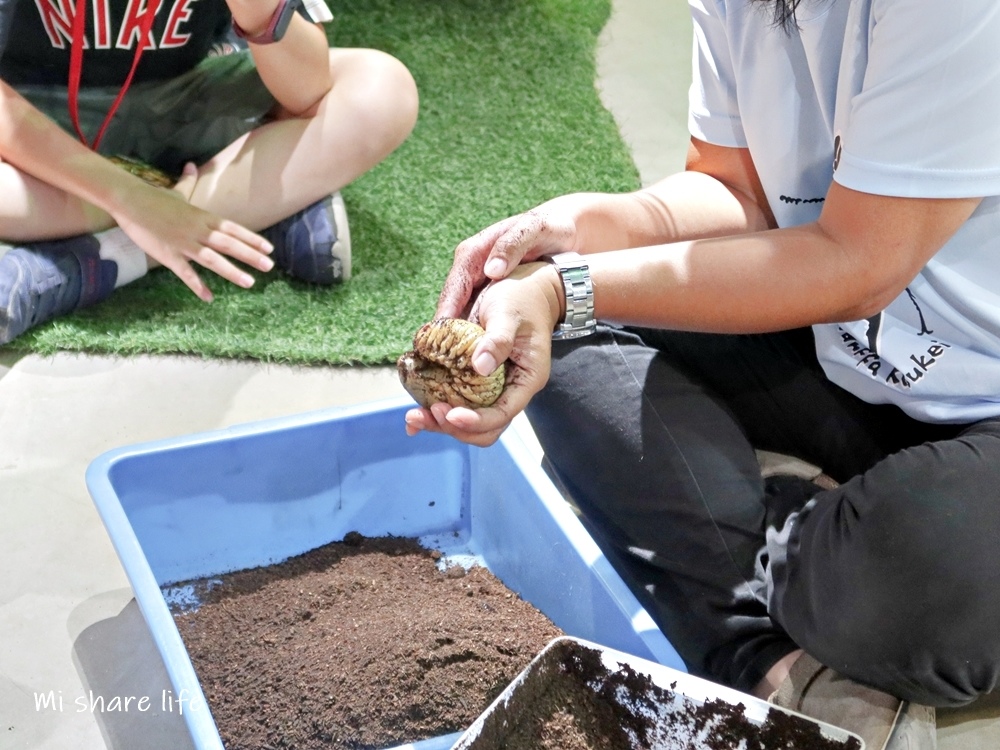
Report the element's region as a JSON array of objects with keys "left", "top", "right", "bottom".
[
  {"left": 0, "top": 46, "right": 416, "bottom": 341},
  {"left": 0, "top": 47, "right": 416, "bottom": 242},
  {"left": 188, "top": 48, "right": 419, "bottom": 230},
  {"left": 0, "top": 159, "right": 115, "bottom": 242}
]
